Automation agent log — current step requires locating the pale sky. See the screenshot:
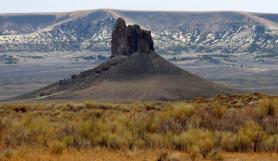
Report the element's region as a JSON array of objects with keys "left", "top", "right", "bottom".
[{"left": 0, "top": 0, "right": 277, "bottom": 14}]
